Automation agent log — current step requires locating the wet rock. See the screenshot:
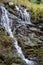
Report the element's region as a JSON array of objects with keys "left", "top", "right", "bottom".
[
  {"left": 30, "top": 58, "right": 38, "bottom": 62},
  {"left": 8, "top": 2, "right": 14, "bottom": 6},
  {"left": 0, "top": 3, "right": 4, "bottom": 7}
]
